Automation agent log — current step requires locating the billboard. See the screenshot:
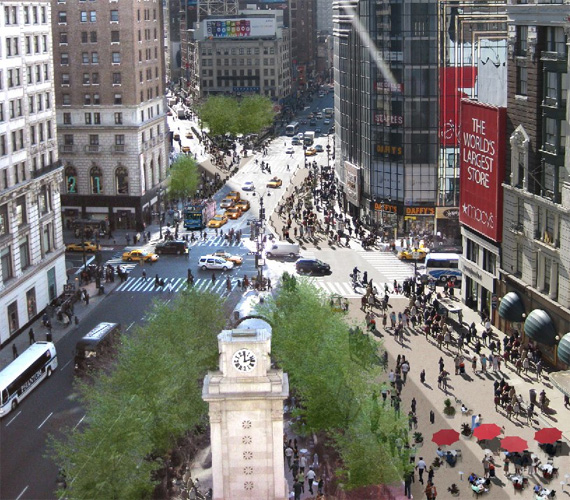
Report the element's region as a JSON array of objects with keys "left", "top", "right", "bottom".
[
  {"left": 440, "top": 67, "right": 477, "bottom": 147},
  {"left": 459, "top": 100, "right": 506, "bottom": 242},
  {"left": 205, "top": 17, "right": 276, "bottom": 38}
]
